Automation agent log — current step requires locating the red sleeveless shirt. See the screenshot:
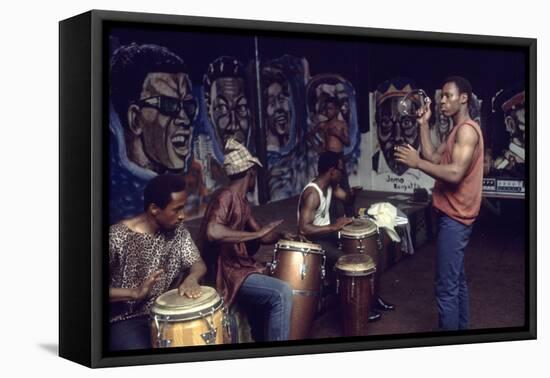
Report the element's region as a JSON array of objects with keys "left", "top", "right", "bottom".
[{"left": 432, "top": 120, "right": 484, "bottom": 226}]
